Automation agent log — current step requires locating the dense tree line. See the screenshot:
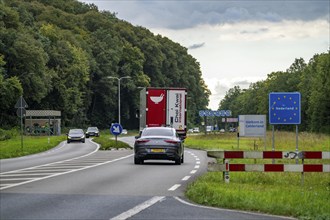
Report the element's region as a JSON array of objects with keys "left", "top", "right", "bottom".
[
  {"left": 0, "top": 0, "right": 210, "bottom": 129},
  {"left": 219, "top": 53, "right": 330, "bottom": 133}
]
